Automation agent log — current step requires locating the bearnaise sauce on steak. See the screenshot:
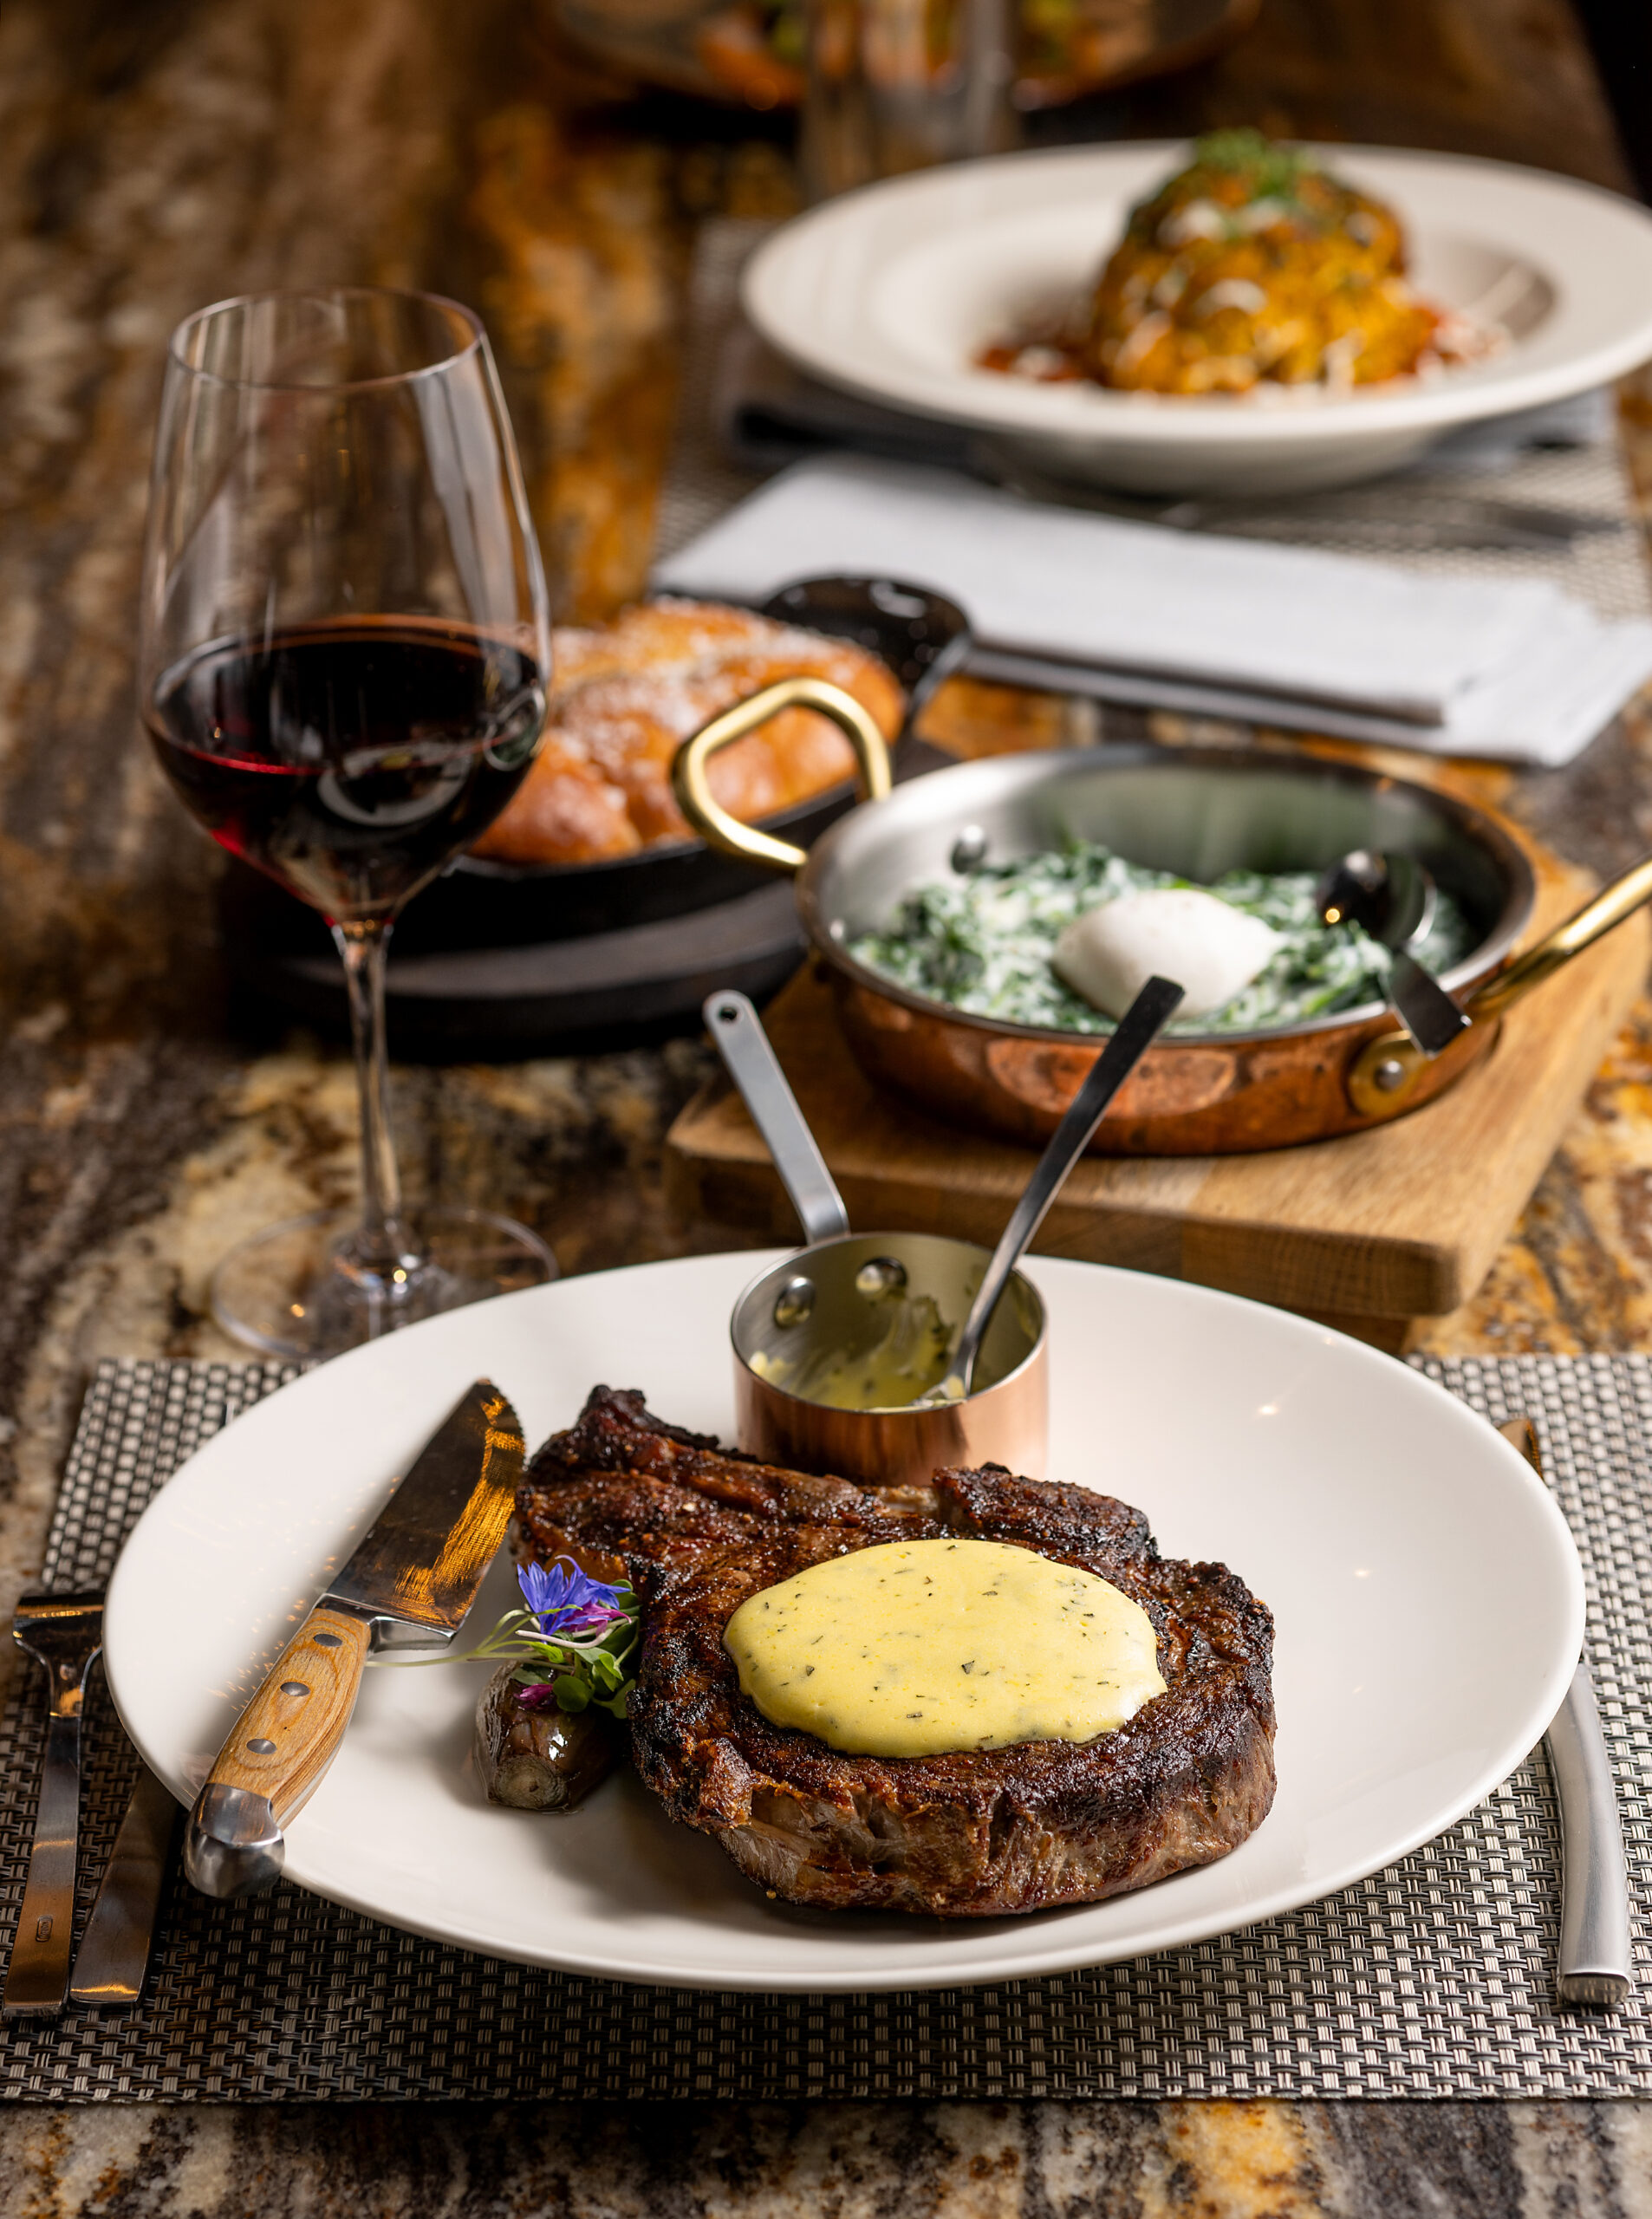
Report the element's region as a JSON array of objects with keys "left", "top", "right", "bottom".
[{"left": 724, "top": 1538, "right": 1167, "bottom": 1758}]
